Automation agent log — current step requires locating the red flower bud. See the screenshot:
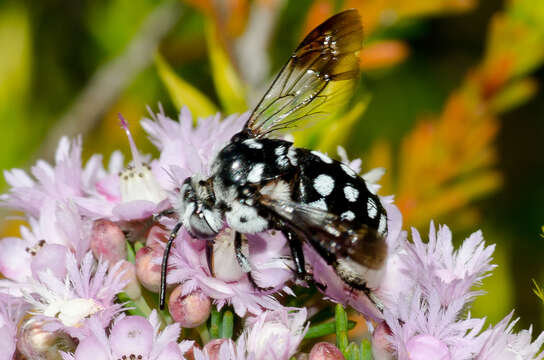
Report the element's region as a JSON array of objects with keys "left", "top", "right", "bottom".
[
  {"left": 135, "top": 246, "right": 161, "bottom": 292},
  {"left": 90, "top": 219, "right": 126, "bottom": 264},
  {"left": 168, "top": 286, "right": 211, "bottom": 328},
  {"left": 309, "top": 342, "right": 345, "bottom": 360}
]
